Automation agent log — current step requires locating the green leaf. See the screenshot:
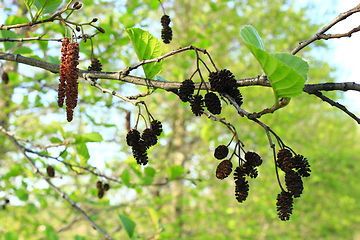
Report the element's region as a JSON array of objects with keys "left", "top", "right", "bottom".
[
  {"left": 0, "top": 30, "right": 17, "bottom": 51},
  {"left": 121, "top": 169, "right": 131, "bottom": 187},
  {"left": 74, "top": 236, "right": 86, "bottom": 240},
  {"left": 126, "top": 28, "right": 162, "bottom": 79},
  {"left": 74, "top": 132, "right": 103, "bottom": 143},
  {"left": 34, "top": 0, "right": 62, "bottom": 14},
  {"left": 45, "top": 225, "right": 59, "bottom": 240},
  {"left": 240, "top": 25, "right": 309, "bottom": 98},
  {"left": 24, "top": 0, "right": 35, "bottom": 8},
  {"left": 76, "top": 143, "right": 90, "bottom": 165},
  {"left": 50, "top": 137, "right": 62, "bottom": 143},
  {"left": 167, "top": 165, "right": 185, "bottom": 181},
  {"left": 4, "top": 231, "right": 18, "bottom": 240},
  {"left": 147, "top": 207, "right": 159, "bottom": 230},
  {"left": 144, "top": 167, "right": 156, "bottom": 177},
  {"left": 240, "top": 25, "right": 265, "bottom": 50},
  {"left": 15, "top": 188, "right": 29, "bottom": 201},
  {"left": 139, "top": 176, "right": 154, "bottom": 186},
  {"left": 118, "top": 214, "right": 136, "bottom": 239}
]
